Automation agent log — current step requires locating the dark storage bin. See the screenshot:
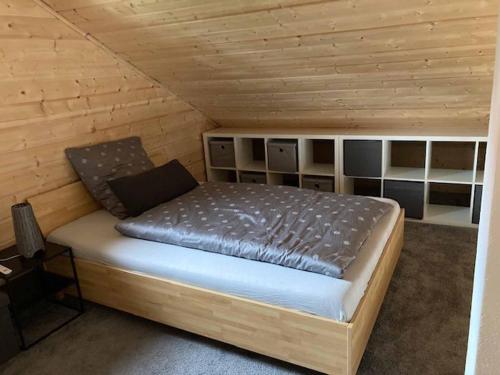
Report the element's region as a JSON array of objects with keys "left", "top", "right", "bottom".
[
  {"left": 209, "top": 138, "right": 235, "bottom": 168},
  {"left": 267, "top": 140, "right": 298, "bottom": 172},
  {"left": 251, "top": 139, "right": 266, "bottom": 162},
  {"left": 344, "top": 140, "right": 382, "bottom": 177},
  {"left": 473, "top": 185, "right": 483, "bottom": 224},
  {"left": 302, "top": 176, "right": 334, "bottom": 192},
  {"left": 0, "top": 292, "right": 19, "bottom": 364},
  {"left": 240, "top": 172, "right": 266, "bottom": 184},
  {"left": 384, "top": 180, "right": 425, "bottom": 219},
  {"left": 270, "top": 173, "right": 299, "bottom": 187},
  {"left": 282, "top": 174, "right": 300, "bottom": 187},
  {"left": 311, "top": 140, "right": 335, "bottom": 164},
  {"left": 352, "top": 178, "right": 381, "bottom": 197},
  {"left": 211, "top": 169, "right": 237, "bottom": 183},
  {"left": 477, "top": 143, "right": 487, "bottom": 171},
  {"left": 429, "top": 183, "right": 471, "bottom": 207}
]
